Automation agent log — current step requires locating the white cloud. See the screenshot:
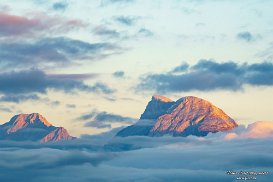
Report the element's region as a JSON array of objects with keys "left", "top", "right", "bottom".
[{"left": 223, "top": 121, "right": 273, "bottom": 140}]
